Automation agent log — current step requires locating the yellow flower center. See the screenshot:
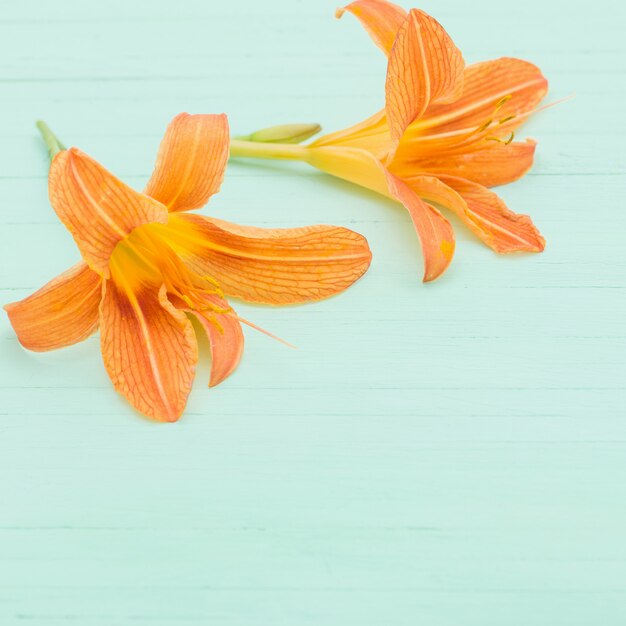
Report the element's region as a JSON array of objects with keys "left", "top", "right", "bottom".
[{"left": 109, "top": 222, "right": 229, "bottom": 317}]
